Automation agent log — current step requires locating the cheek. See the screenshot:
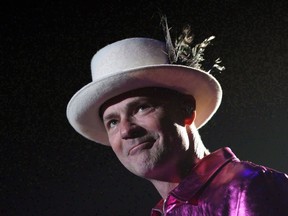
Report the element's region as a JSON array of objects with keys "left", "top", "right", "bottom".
[
  {"left": 157, "top": 119, "right": 184, "bottom": 147},
  {"left": 108, "top": 135, "right": 123, "bottom": 156},
  {"left": 110, "top": 141, "right": 132, "bottom": 170},
  {"left": 142, "top": 112, "right": 165, "bottom": 130},
  {"left": 111, "top": 143, "right": 126, "bottom": 164}
]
